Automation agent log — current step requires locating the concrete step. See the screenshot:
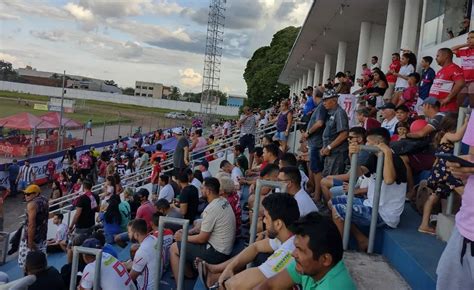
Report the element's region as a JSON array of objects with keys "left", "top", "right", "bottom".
[{"left": 344, "top": 251, "right": 411, "bottom": 290}]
